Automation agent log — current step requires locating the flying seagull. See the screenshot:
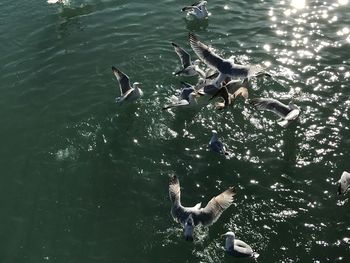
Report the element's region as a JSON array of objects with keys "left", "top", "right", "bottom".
[
  {"left": 182, "top": 1, "right": 209, "bottom": 19},
  {"left": 209, "top": 130, "right": 230, "bottom": 155},
  {"left": 112, "top": 66, "right": 143, "bottom": 103},
  {"left": 209, "top": 78, "right": 249, "bottom": 110},
  {"left": 250, "top": 98, "right": 300, "bottom": 127},
  {"left": 169, "top": 175, "right": 236, "bottom": 241},
  {"left": 189, "top": 33, "right": 268, "bottom": 85},
  {"left": 222, "top": 231, "right": 259, "bottom": 258},
  {"left": 337, "top": 171, "right": 350, "bottom": 195},
  {"left": 162, "top": 82, "right": 199, "bottom": 110},
  {"left": 171, "top": 42, "right": 205, "bottom": 77}
]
